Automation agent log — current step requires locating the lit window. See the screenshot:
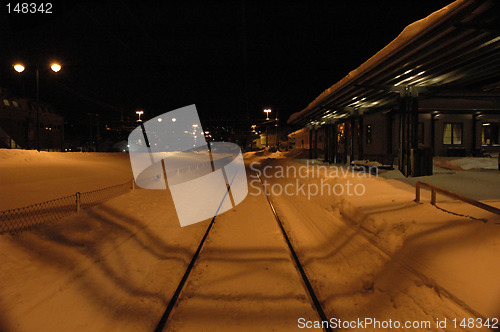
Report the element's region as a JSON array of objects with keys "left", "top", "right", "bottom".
[
  {"left": 443, "top": 123, "right": 462, "bottom": 145},
  {"left": 482, "top": 123, "right": 499, "bottom": 146},
  {"left": 12, "top": 101, "right": 19, "bottom": 108},
  {"left": 337, "top": 123, "right": 345, "bottom": 144},
  {"left": 3, "top": 99, "right": 10, "bottom": 106}
]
